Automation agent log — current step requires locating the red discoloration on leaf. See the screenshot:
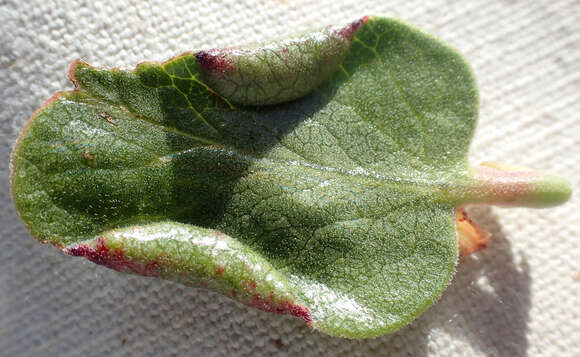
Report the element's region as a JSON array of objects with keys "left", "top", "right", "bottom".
[
  {"left": 335, "top": 16, "right": 370, "bottom": 41},
  {"left": 247, "top": 292, "right": 312, "bottom": 324},
  {"left": 474, "top": 164, "right": 536, "bottom": 204},
  {"left": 196, "top": 49, "right": 235, "bottom": 73},
  {"left": 456, "top": 208, "right": 490, "bottom": 256},
  {"left": 67, "top": 59, "right": 85, "bottom": 89},
  {"left": 237, "top": 281, "right": 312, "bottom": 323},
  {"left": 476, "top": 164, "right": 536, "bottom": 181},
  {"left": 242, "top": 280, "right": 258, "bottom": 290},
  {"left": 215, "top": 266, "right": 225, "bottom": 276},
  {"left": 65, "top": 237, "right": 159, "bottom": 276}
]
